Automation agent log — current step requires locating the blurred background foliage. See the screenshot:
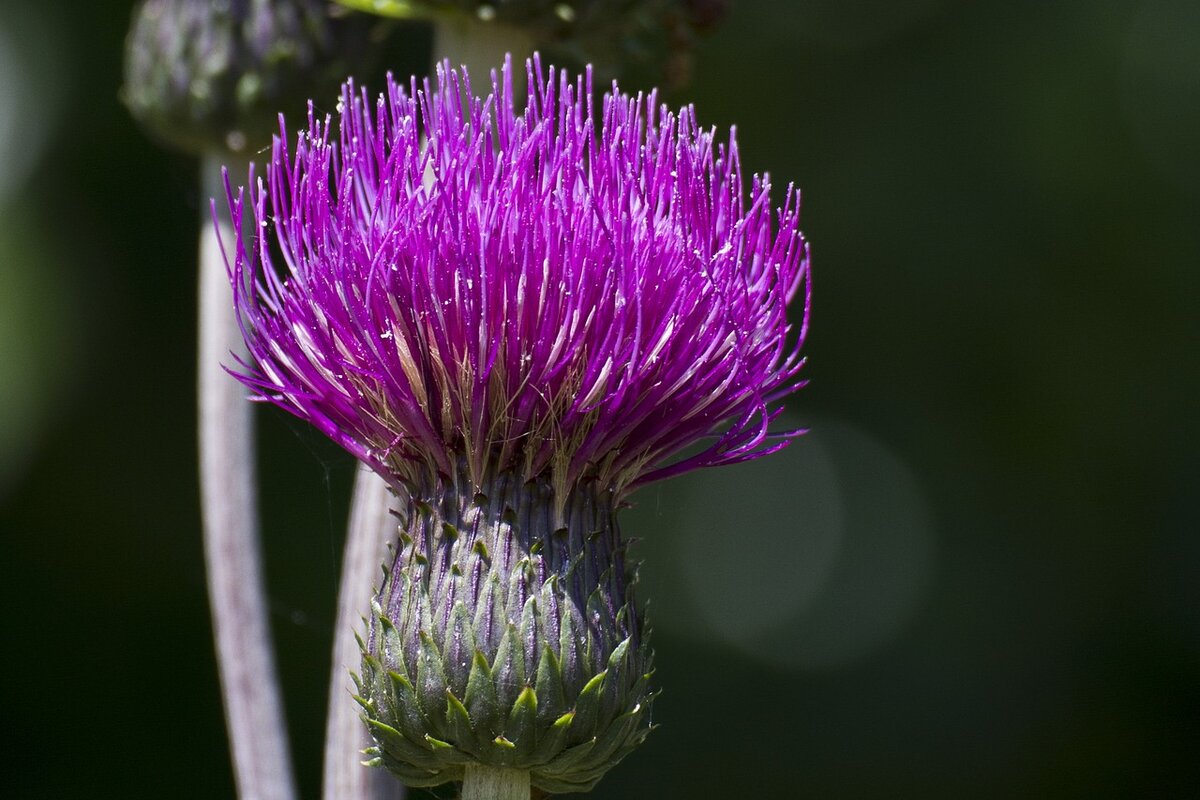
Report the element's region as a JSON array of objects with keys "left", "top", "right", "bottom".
[{"left": 1, "top": 0, "right": 1197, "bottom": 797}]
